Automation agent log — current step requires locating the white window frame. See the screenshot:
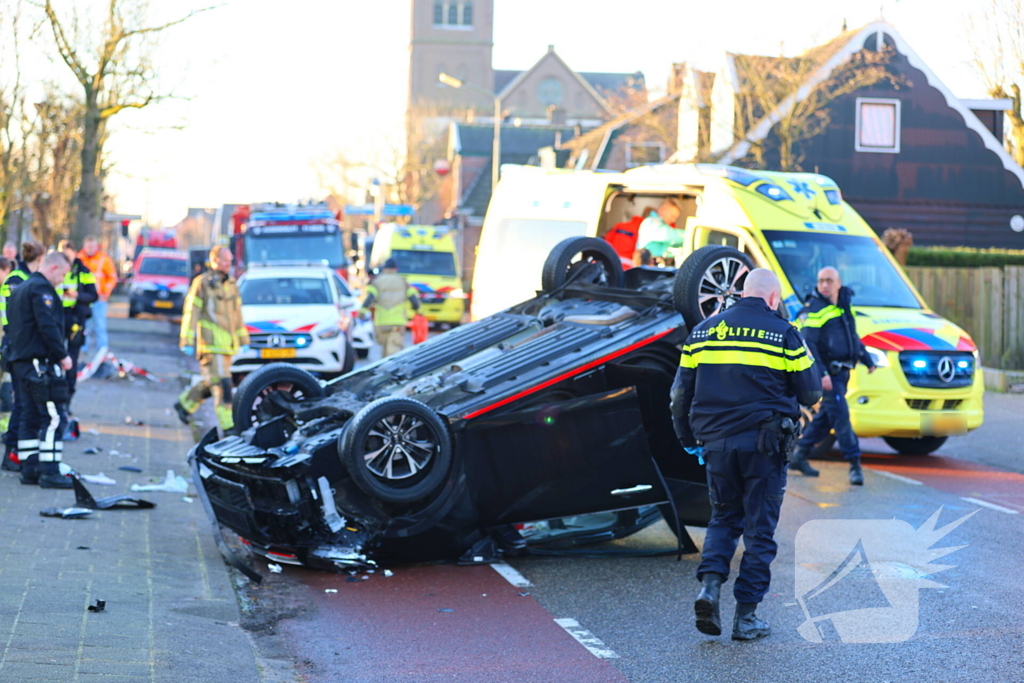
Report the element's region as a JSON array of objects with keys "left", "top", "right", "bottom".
[
  {"left": 855, "top": 97, "right": 901, "bottom": 154},
  {"left": 625, "top": 142, "right": 666, "bottom": 168},
  {"left": 433, "top": 1, "right": 473, "bottom": 29}
]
